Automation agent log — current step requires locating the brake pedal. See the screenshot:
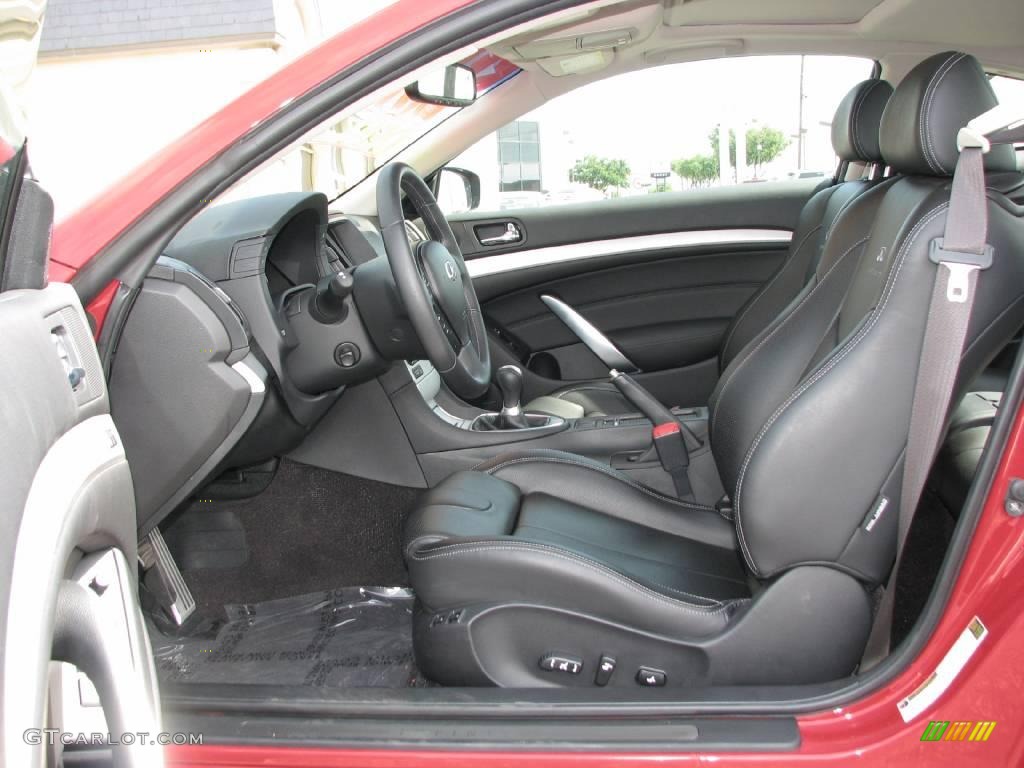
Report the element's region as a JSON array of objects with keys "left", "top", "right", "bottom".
[{"left": 138, "top": 528, "right": 196, "bottom": 626}]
